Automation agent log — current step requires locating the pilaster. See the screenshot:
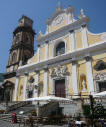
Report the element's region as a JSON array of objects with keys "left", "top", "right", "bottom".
[
  {"left": 43, "top": 66, "right": 48, "bottom": 96},
  {"left": 85, "top": 56, "right": 94, "bottom": 94},
  {"left": 23, "top": 72, "right": 28, "bottom": 100},
  {"left": 81, "top": 25, "right": 88, "bottom": 48},
  {"left": 69, "top": 30, "right": 76, "bottom": 52},
  {"left": 45, "top": 41, "right": 49, "bottom": 60},
  {"left": 72, "top": 61, "right": 78, "bottom": 98},
  {"left": 37, "top": 45, "right": 40, "bottom": 62}
]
